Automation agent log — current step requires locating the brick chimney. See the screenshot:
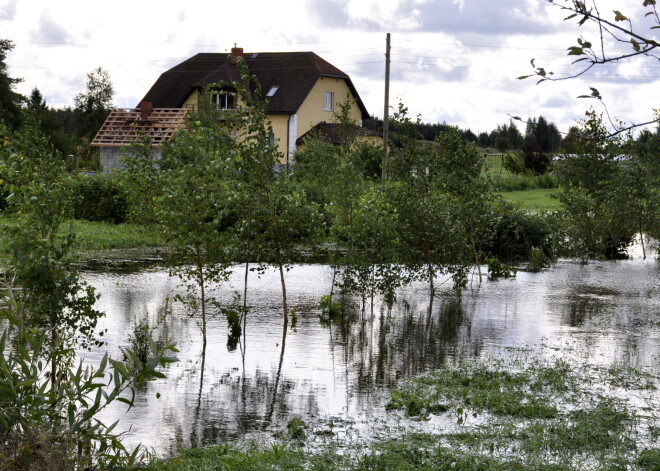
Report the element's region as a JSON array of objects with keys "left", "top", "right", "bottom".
[
  {"left": 229, "top": 46, "right": 244, "bottom": 64},
  {"left": 139, "top": 101, "right": 153, "bottom": 120}
]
